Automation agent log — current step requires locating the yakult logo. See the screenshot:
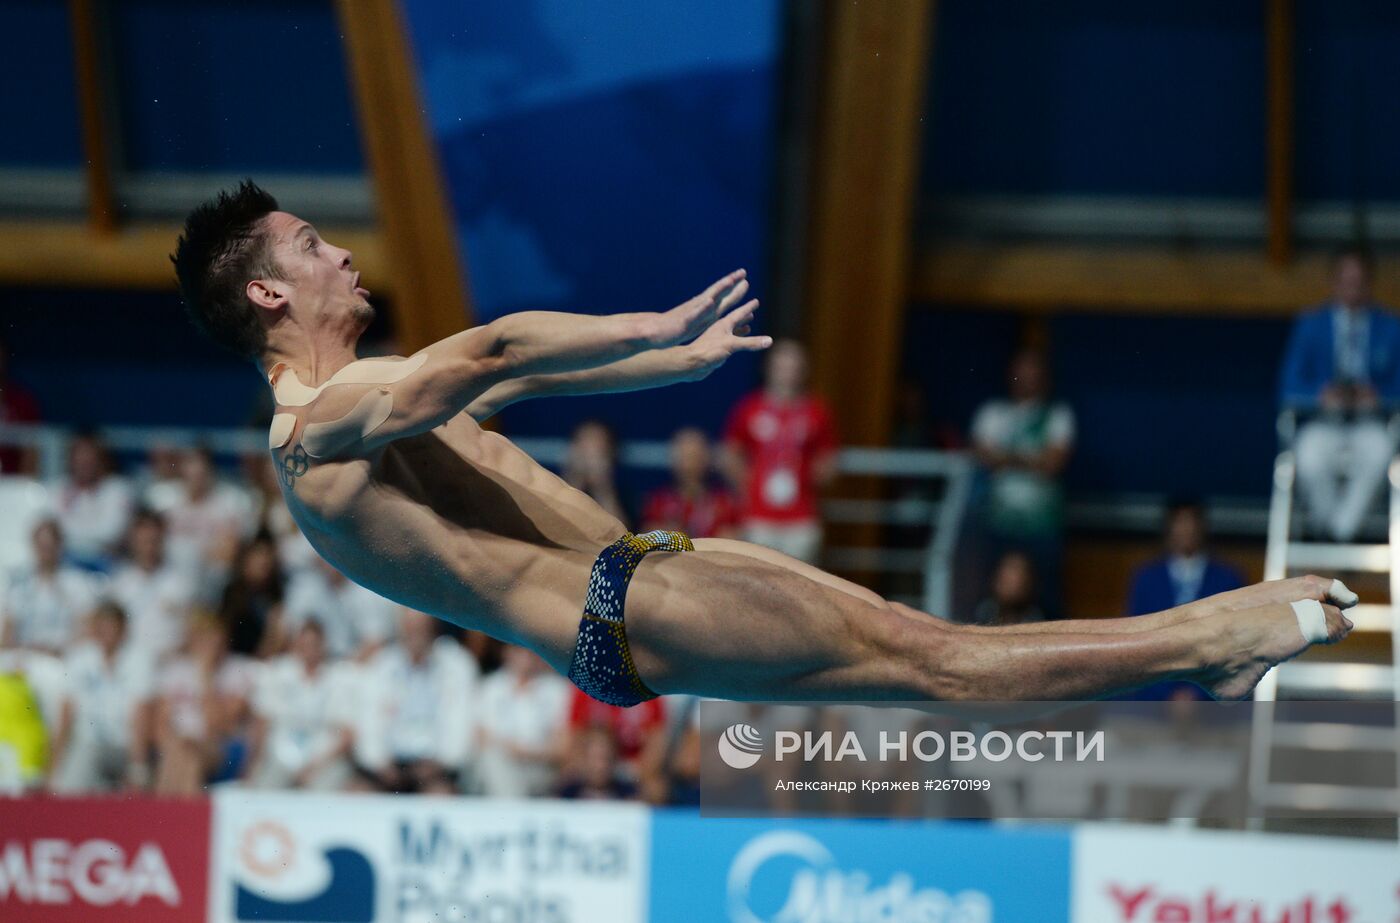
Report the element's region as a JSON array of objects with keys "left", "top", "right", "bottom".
[
  {"left": 719, "top": 723, "right": 765, "bottom": 769},
  {"left": 0, "top": 838, "right": 180, "bottom": 907},
  {"left": 726, "top": 830, "right": 992, "bottom": 923},
  {"left": 1108, "top": 883, "right": 1358, "bottom": 923}
]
